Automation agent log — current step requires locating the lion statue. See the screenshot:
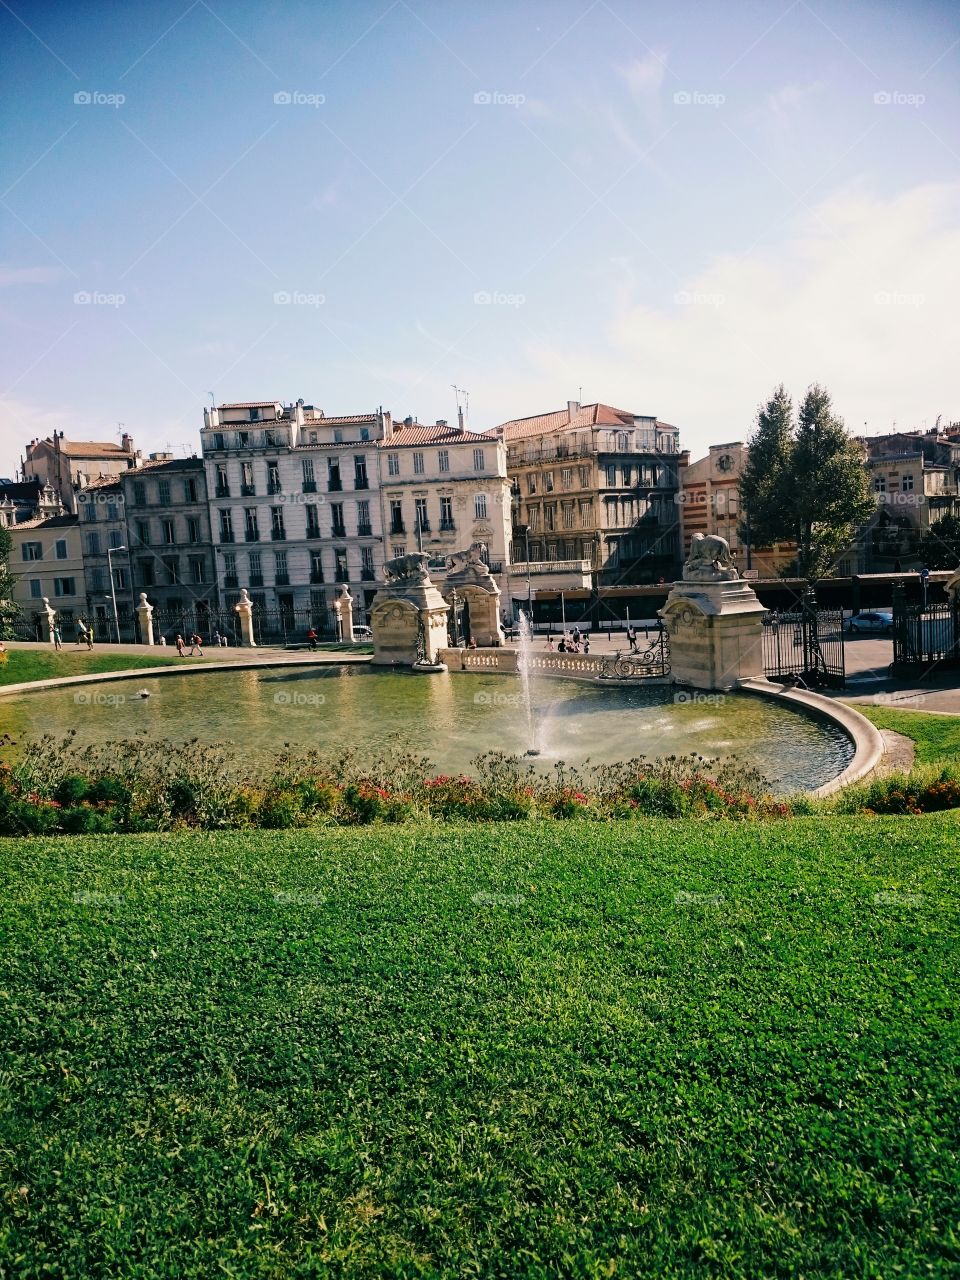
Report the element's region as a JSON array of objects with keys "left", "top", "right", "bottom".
[
  {"left": 383, "top": 551, "right": 431, "bottom": 585},
  {"left": 446, "top": 542, "right": 491, "bottom": 578},
  {"left": 946, "top": 566, "right": 960, "bottom": 604},
  {"left": 683, "top": 532, "right": 739, "bottom": 581}
]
